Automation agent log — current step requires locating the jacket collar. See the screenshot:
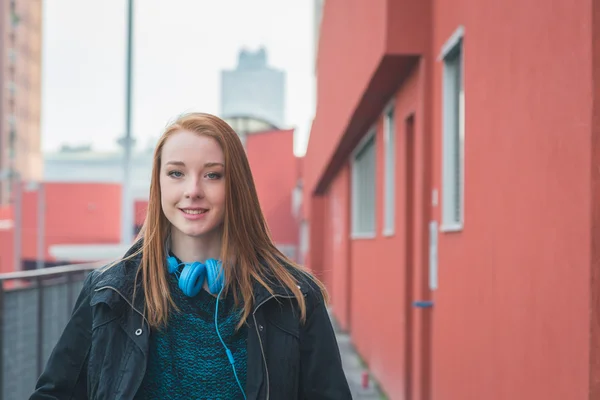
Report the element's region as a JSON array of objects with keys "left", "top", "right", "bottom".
[
  {"left": 92, "top": 240, "right": 309, "bottom": 313},
  {"left": 93, "top": 239, "right": 146, "bottom": 313}
]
